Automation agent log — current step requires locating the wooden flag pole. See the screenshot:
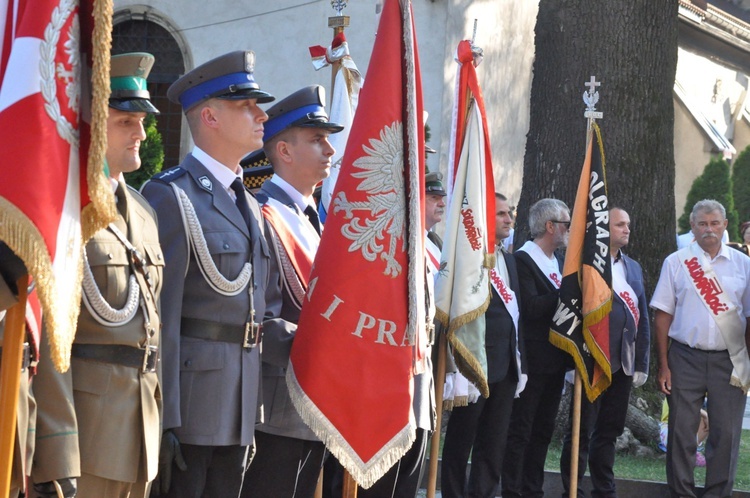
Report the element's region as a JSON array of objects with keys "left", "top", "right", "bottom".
[
  {"left": 342, "top": 469, "right": 358, "bottom": 498},
  {"left": 0, "top": 275, "right": 28, "bottom": 497},
  {"left": 569, "top": 371, "right": 583, "bottom": 498},
  {"left": 426, "top": 332, "right": 446, "bottom": 498},
  {"left": 569, "top": 75, "right": 603, "bottom": 497}
]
